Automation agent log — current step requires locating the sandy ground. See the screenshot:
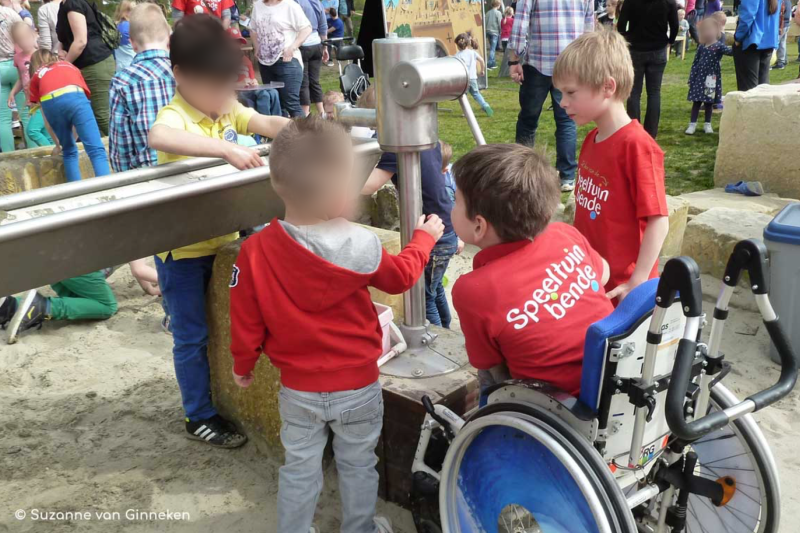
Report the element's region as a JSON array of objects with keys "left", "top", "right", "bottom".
[{"left": 1, "top": 250, "right": 798, "bottom": 532}]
